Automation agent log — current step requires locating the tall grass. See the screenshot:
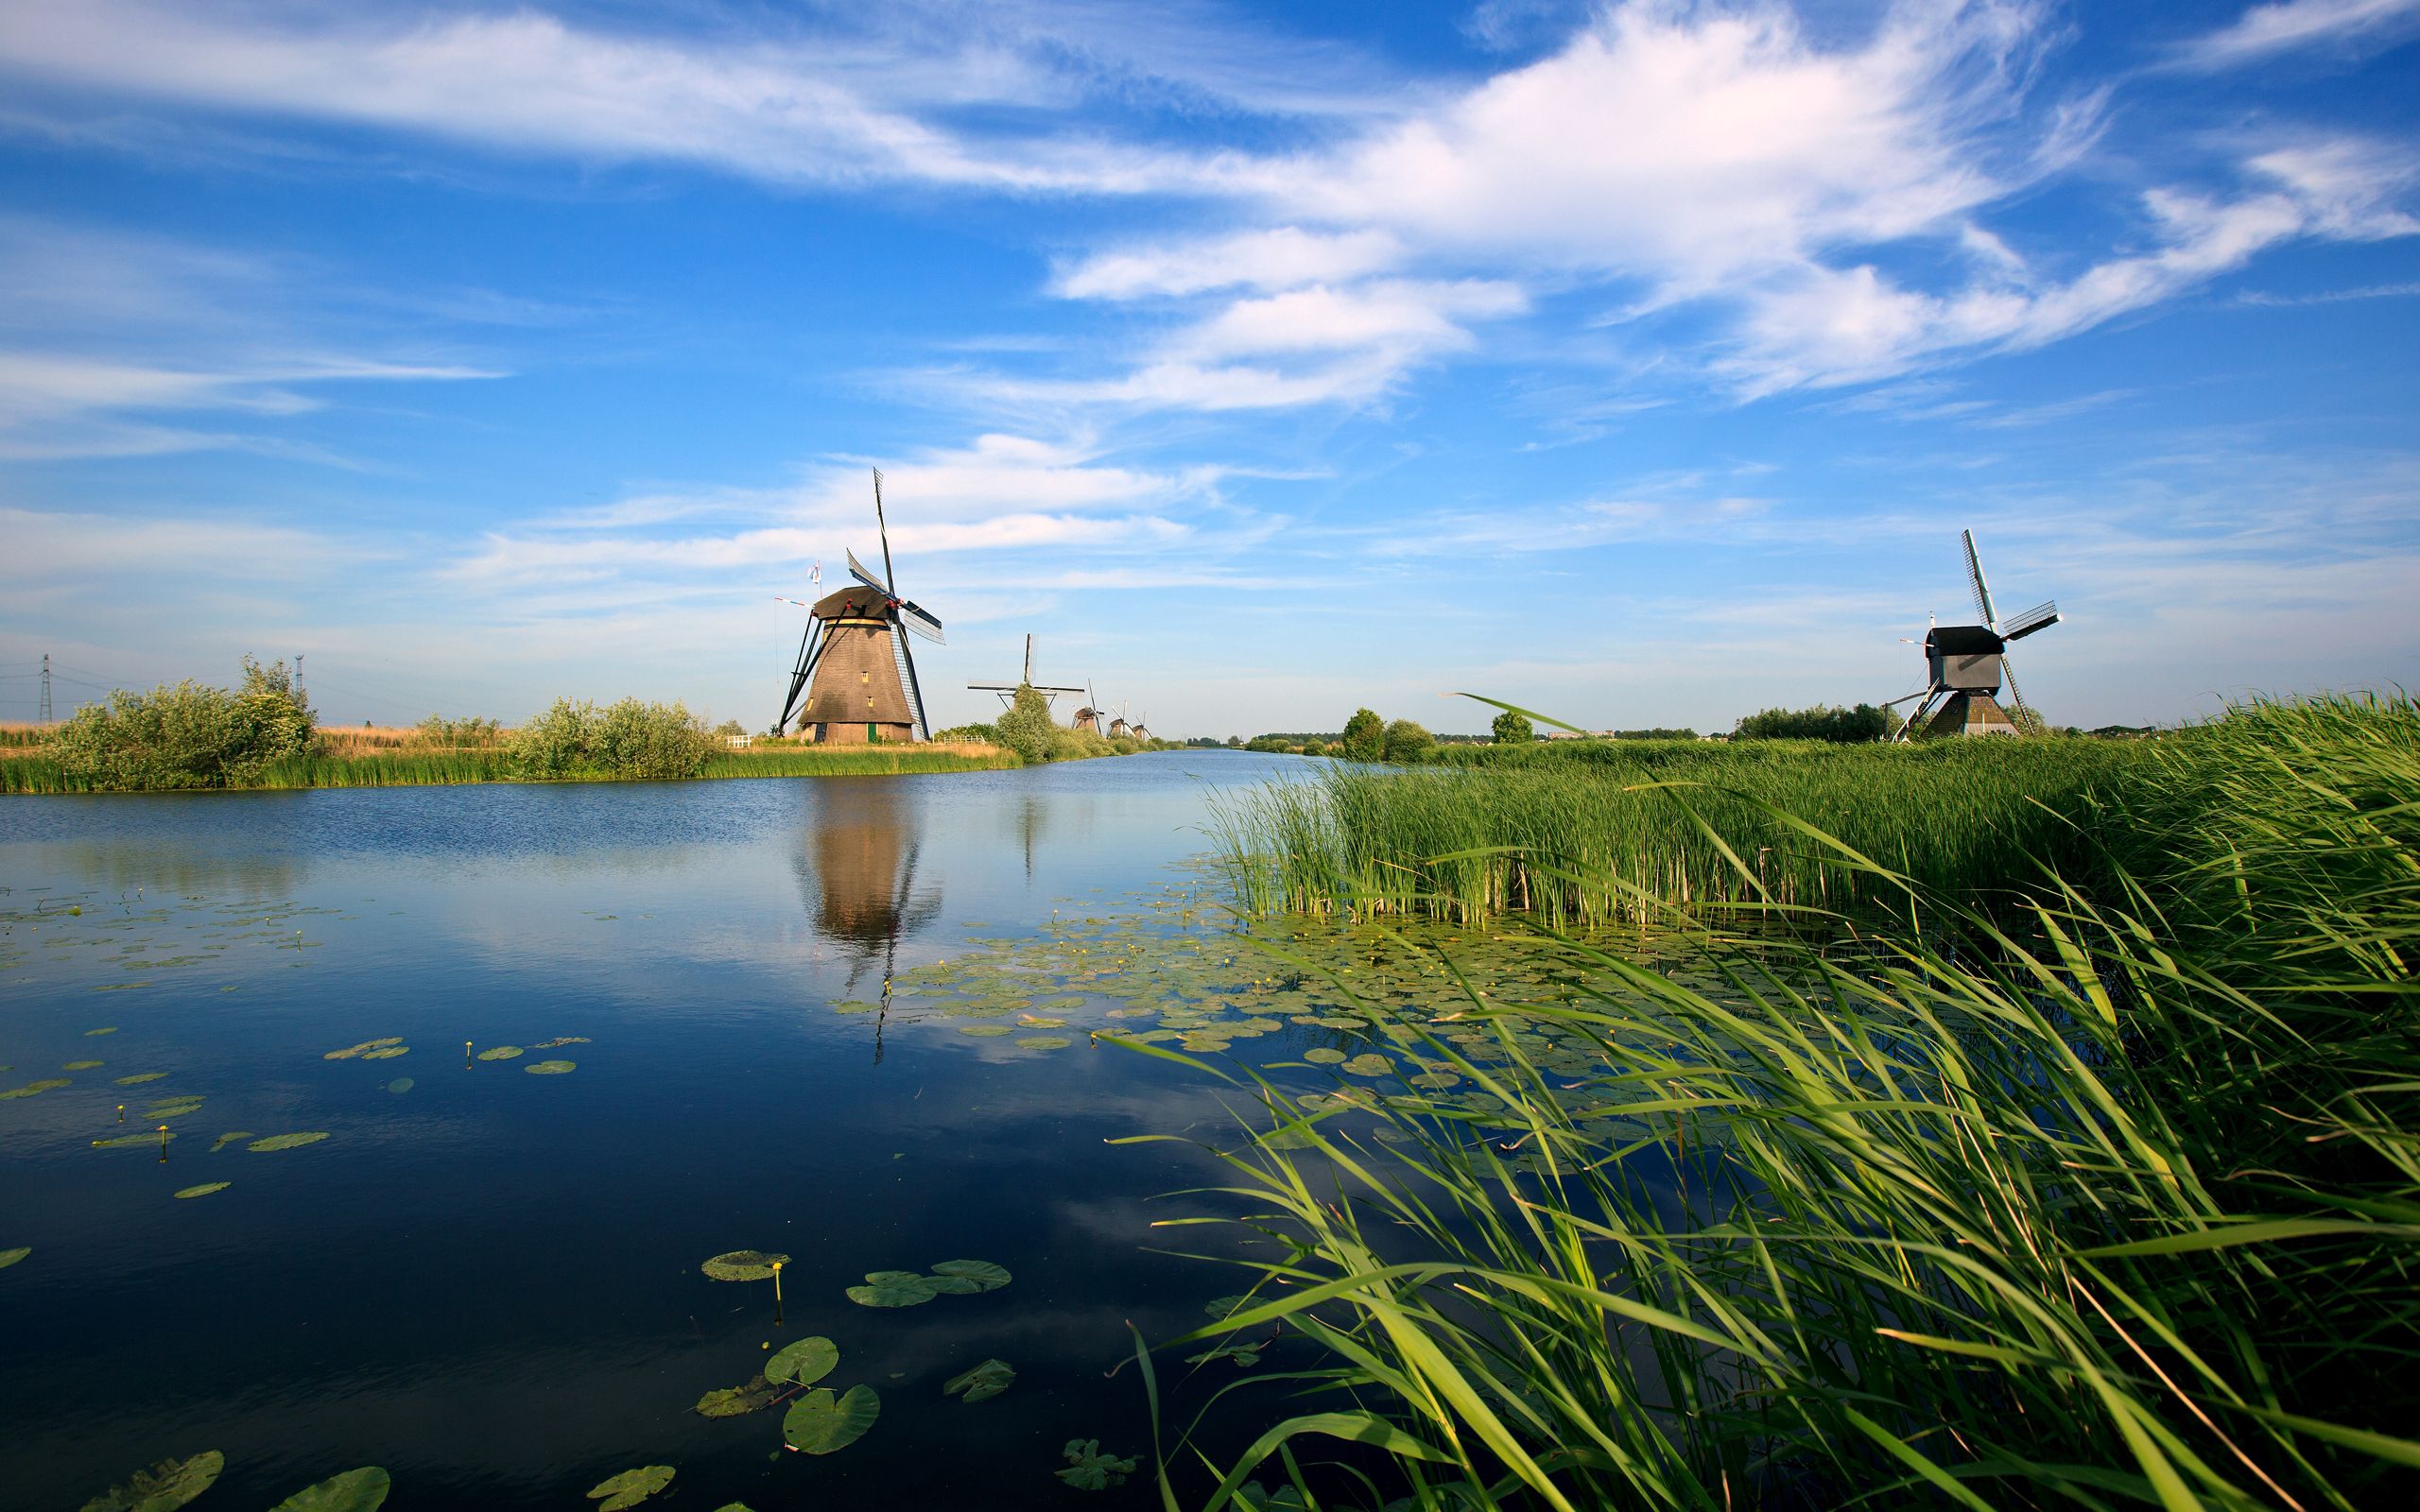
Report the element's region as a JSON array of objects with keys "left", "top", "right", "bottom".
[
  {"left": 1134, "top": 693, "right": 2417, "bottom": 1510},
  {"left": 1211, "top": 736, "right": 2149, "bottom": 925},
  {"left": 1, "top": 740, "right": 1016, "bottom": 793}
]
